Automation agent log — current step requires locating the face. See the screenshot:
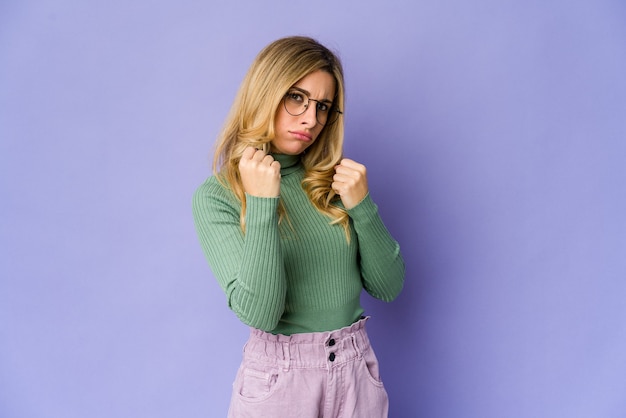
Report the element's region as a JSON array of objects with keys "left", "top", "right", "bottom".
[{"left": 271, "top": 70, "right": 336, "bottom": 155}]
